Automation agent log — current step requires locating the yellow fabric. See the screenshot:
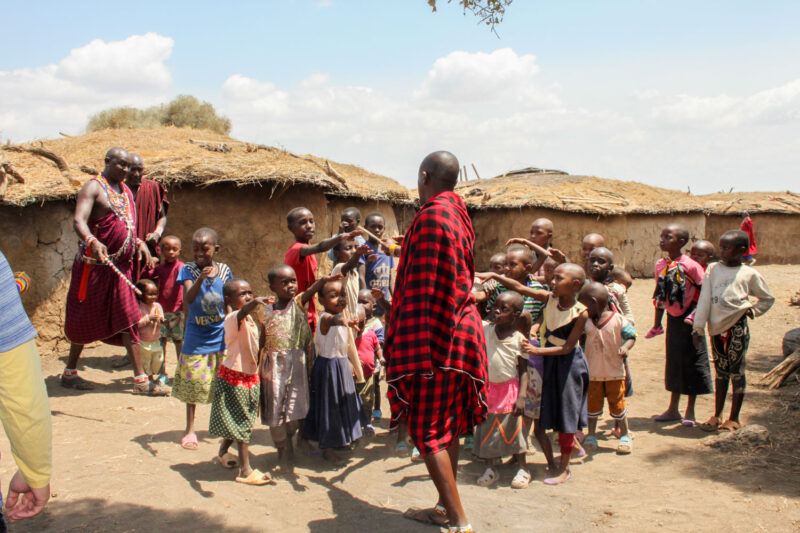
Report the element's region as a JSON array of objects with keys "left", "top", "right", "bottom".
[{"left": 0, "top": 339, "right": 52, "bottom": 488}]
